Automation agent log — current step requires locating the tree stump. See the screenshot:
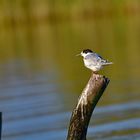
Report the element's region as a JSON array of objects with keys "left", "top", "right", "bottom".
[{"left": 67, "top": 73, "right": 110, "bottom": 140}]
